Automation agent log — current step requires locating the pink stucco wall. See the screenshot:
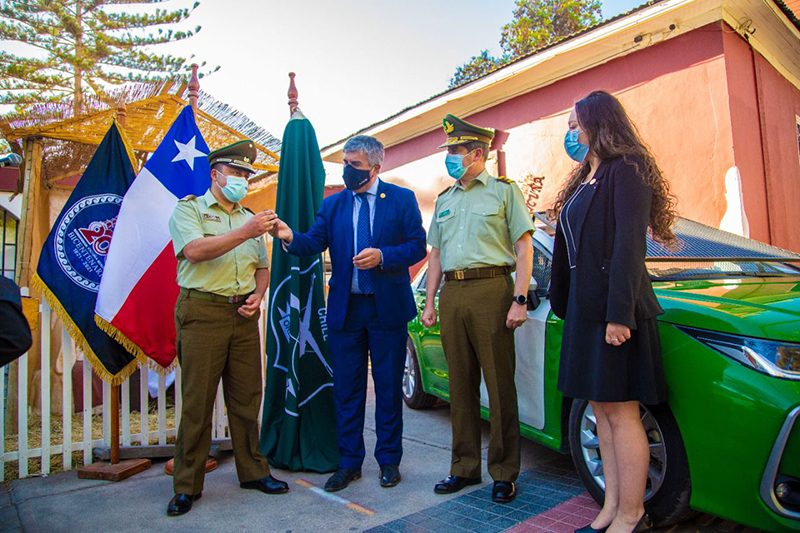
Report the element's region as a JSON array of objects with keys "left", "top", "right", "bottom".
[
  {"left": 381, "top": 23, "right": 740, "bottom": 239},
  {"left": 722, "top": 28, "right": 771, "bottom": 244},
  {"left": 751, "top": 52, "right": 800, "bottom": 251},
  {"left": 720, "top": 25, "right": 800, "bottom": 253}
]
